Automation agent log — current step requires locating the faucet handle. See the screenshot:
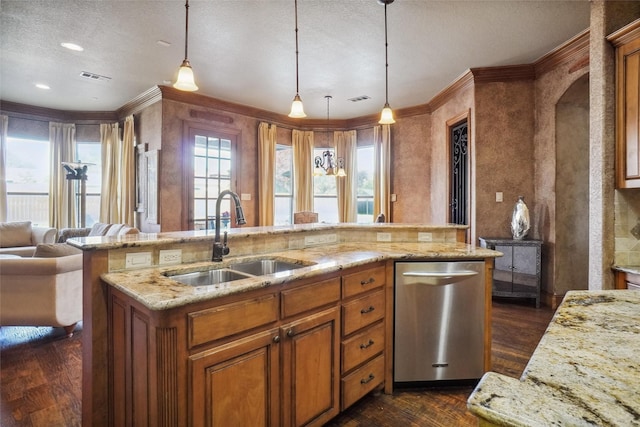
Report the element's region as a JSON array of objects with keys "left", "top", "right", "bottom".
[{"left": 222, "top": 231, "right": 230, "bottom": 256}]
